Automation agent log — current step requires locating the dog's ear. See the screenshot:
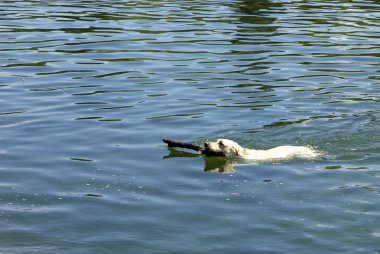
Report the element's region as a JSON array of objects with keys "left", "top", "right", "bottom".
[{"left": 231, "top": 146, "right": 244, "bottom": 157}]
